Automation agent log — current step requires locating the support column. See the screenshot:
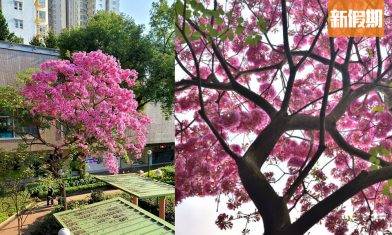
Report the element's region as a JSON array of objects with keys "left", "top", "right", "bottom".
[
  {"left": 131, "top": 195, "right": 139, "bottom": 206},
  {"left": 159, "top": 197, "right": 166, "bottom": 220}
]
